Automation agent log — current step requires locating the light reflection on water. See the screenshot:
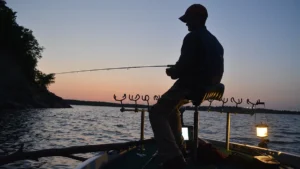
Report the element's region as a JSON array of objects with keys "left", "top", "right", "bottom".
[{"left": 0, "top": 105, "right": 299, "bottom": 169}]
